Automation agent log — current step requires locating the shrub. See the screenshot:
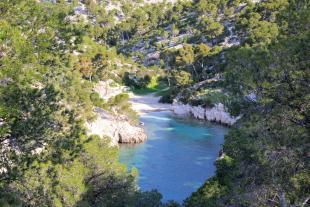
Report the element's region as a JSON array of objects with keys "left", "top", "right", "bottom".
[
  {"left": 159, "top": 94, "right": 174, "bottom": 104},
  {"left": 90, "top": 92, "right": 106, "bottom": 108}
]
